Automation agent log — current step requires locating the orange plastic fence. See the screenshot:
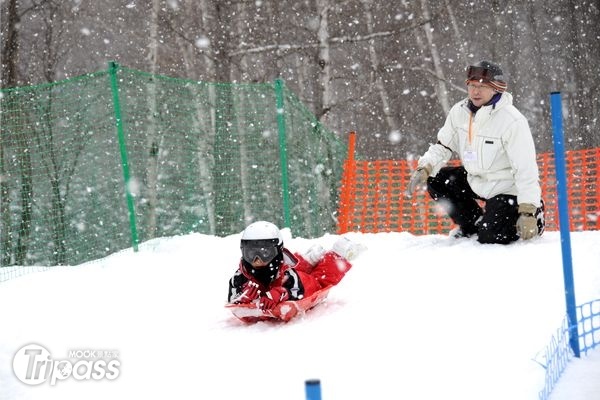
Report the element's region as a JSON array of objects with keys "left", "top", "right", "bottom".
[{"left": 337, "top": 133, "right": 600, "bottom": 234}]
